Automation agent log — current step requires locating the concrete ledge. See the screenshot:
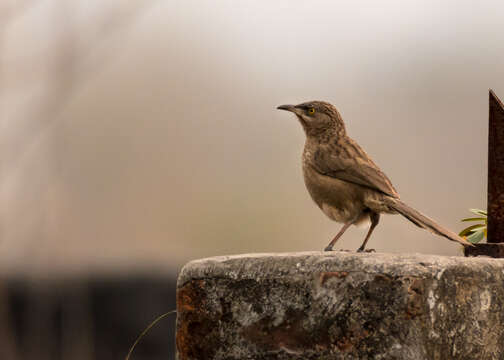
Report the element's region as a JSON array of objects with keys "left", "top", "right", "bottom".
[{"left": 176, "top": 252, "right": 504, "bottom": 359}]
